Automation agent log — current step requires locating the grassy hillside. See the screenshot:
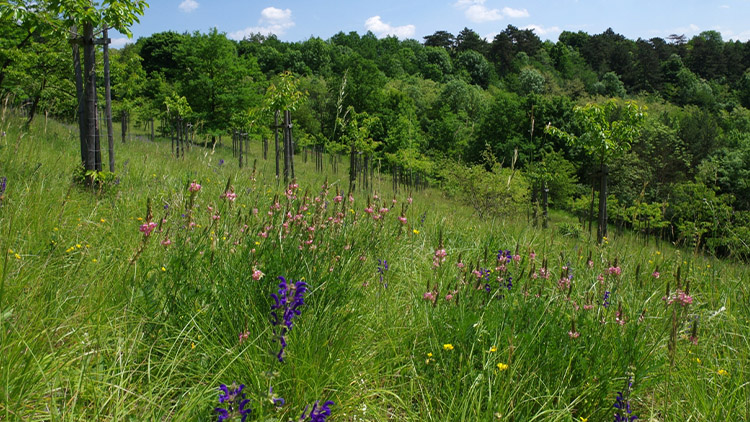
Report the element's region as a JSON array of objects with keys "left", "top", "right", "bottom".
[{"left": 0, "top": 114, "right": 748, "bottom": 421}]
